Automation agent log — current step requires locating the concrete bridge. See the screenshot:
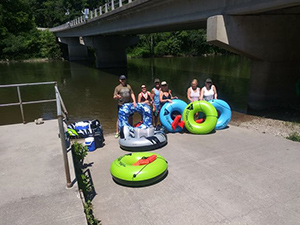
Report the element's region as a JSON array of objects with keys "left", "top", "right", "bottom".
[{"left": 50, "top": 0, "right": 300, "bottom": 110}]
